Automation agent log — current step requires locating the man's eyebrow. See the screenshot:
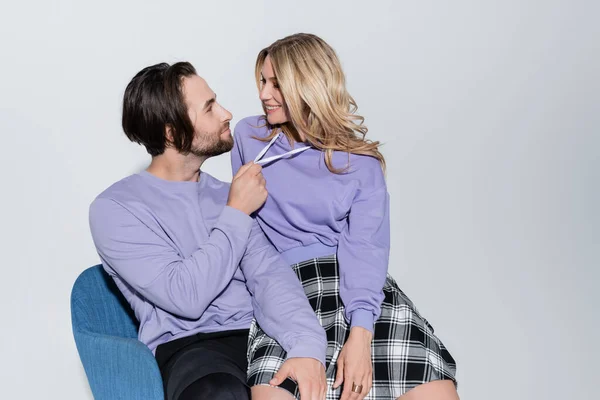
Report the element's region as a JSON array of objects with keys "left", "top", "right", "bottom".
[{"left": 203, "top": 94, "right": 217, "bottom": 110}]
